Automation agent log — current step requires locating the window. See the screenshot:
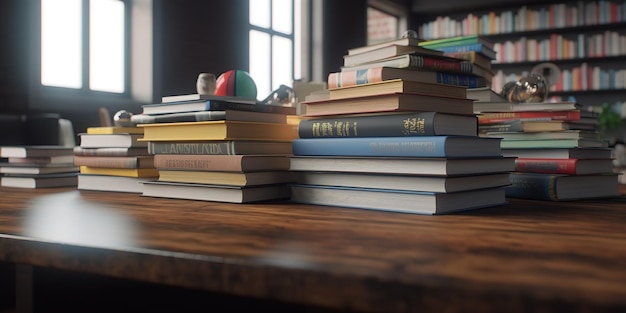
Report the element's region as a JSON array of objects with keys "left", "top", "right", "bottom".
[
  {"left": 367, "top": 0, "right": 408, "bottom": 45},
  {"left": 249, "top": 0, "right": 302, "bottom": 100},
  {"left": 41, "top": 0, "right": 127, "bottom": 94}
]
